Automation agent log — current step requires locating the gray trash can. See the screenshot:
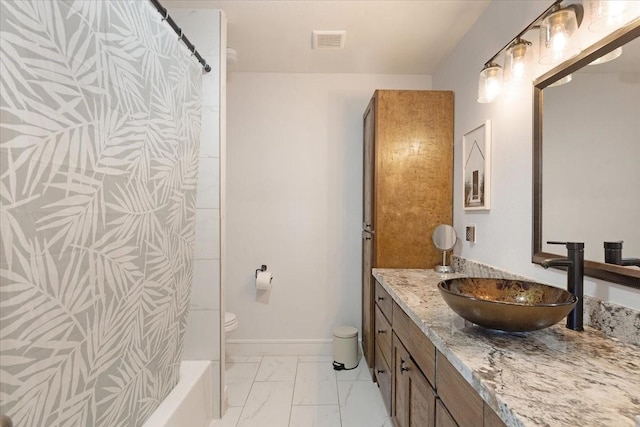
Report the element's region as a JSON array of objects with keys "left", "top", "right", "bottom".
[{"left": 332, "top": 326, "right": 359, "bottom": 370}]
